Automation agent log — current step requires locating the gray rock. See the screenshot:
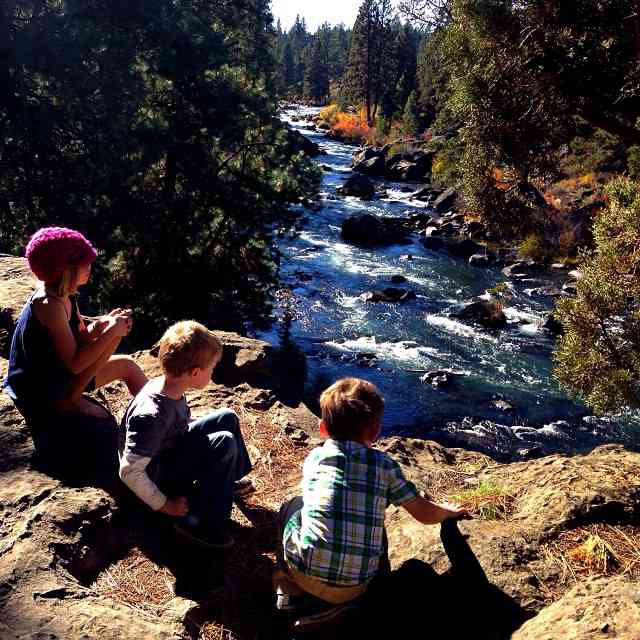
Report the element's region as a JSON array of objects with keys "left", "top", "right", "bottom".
[
  {"left": 492, "top": 399, "right": 515, "bottom": 413},
  {"left": 468, "top": 253, "right": 492, "bottom": 267},
  {"left": 512, "top": 577, "right": 640, "bottom": 640},
  {"left": 452, "top": 299, "right": 507, "bottom": 329},
  {"left": 352, "top": 155, "right": 387, "bottom": 177},
  {"left": 360, "top": 287, "right": 416, "bottom": 303},
  {"left": 420, "top": 370, "right": 455, "bottom": 388},
  {"left": 421, "top": 236, "right": 446, "bottom": 251},
  {"left": 341, "top": 214, "right": 410, "bottom": 247},
  {"left": 433, "top": 187, "right": 458, "bottom": 214},
  {"left": 446, "top": 238, "right": 486, "bottom": 260},
  {"left": 502, "top": 261, "right": 546, "bottom": 279},
  {"left": 424, "top": 225, "right": 442, "bottom": 237},
  {"left": 337, "top": 174, "right": 376, "bottom": 200}
]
